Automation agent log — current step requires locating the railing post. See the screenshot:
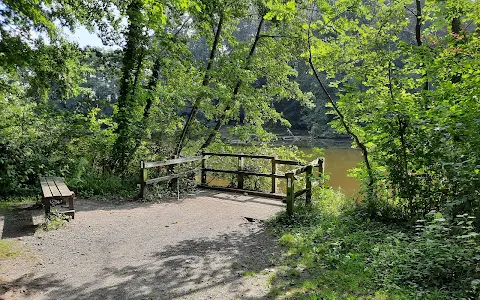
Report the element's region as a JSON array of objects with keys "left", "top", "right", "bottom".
[
  {"left": 286, "top": 172, "right": 295, "bottom": 216},
  {"left": 318, "top": 158, "right": 325, "bottom": 183},
  {"left": 237, "top": 155, "right": 245, "bottom": 189},
  {"left": 139, "top": 161, "right": 148, "bottom": 199},
  {"left": 306, "top": 165, "right": 313, "bottom": 204},
  {"left": 201, "top": 151, "right": 207, "bottom": 186},
  {"left": 271, "top": 155, "right": 277, "bottom": 193}
]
